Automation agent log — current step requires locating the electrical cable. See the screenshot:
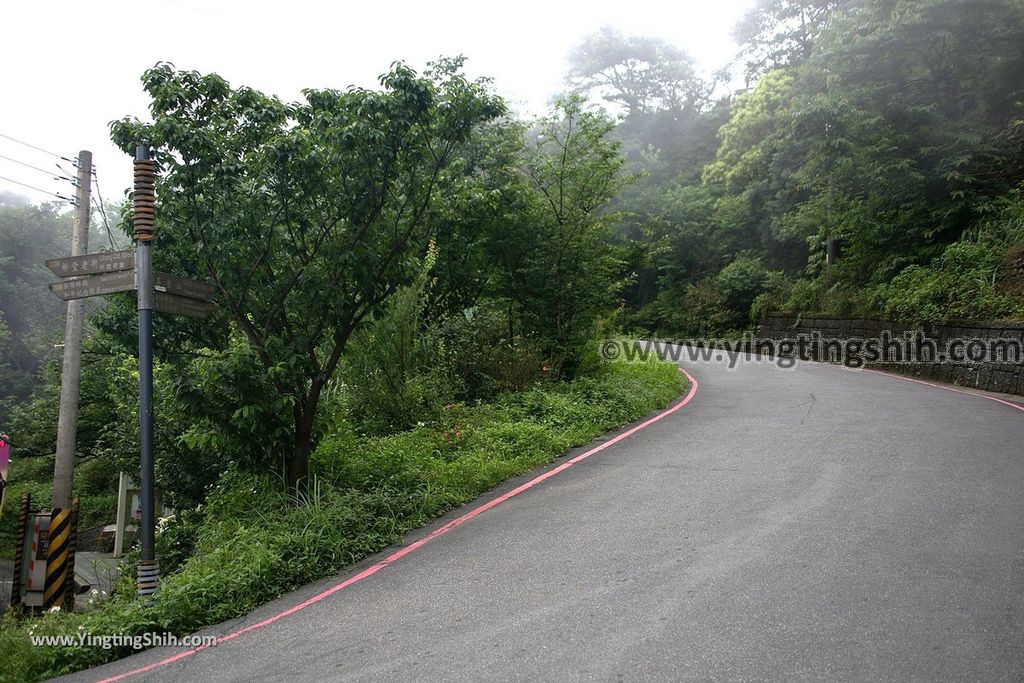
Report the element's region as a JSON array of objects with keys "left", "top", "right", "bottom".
[
  {"left": 91, "top": 170, "right": 118, "bottom": 249},
  {"left": 0, "top": 174, "right": 74, "bottom": 204},
  {"left": 91, "top": 192, "right": 116, "bottom": 250},
  {"left": 0, "top": 132, "right": 73, "bottom": 162},
  {"left": 0, "top": 152, "right": 68, "bottom": 180}
]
